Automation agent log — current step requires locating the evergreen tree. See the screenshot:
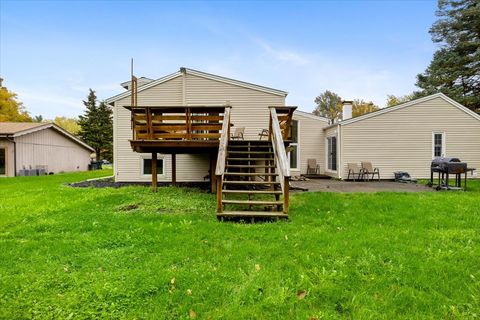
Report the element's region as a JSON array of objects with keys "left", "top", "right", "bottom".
[
  {"left": 78, "top": 89, "right": 113, "bottom": 161},
  {"left": 416, "top": 0, "right": 480, "bottom": 111}
]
